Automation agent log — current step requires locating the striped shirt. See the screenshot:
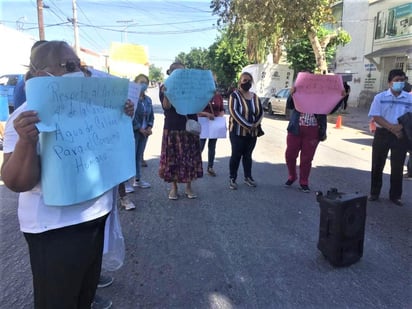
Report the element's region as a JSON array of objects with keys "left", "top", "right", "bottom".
[{"left": 228, "top": 90, "right": 263, "bottom": 137}]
